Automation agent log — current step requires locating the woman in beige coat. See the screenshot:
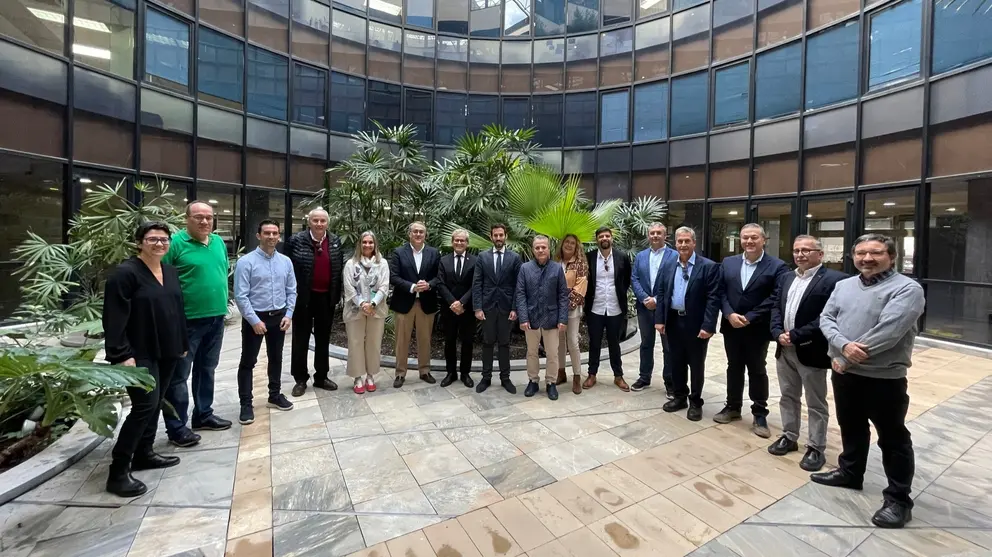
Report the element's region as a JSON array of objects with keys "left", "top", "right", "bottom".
[
  {"left": 555, "top": 234, "right": 588, "bottom": 394},
  {"left": 343, "top": 231, "right": 390, "bottom": 394}
]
